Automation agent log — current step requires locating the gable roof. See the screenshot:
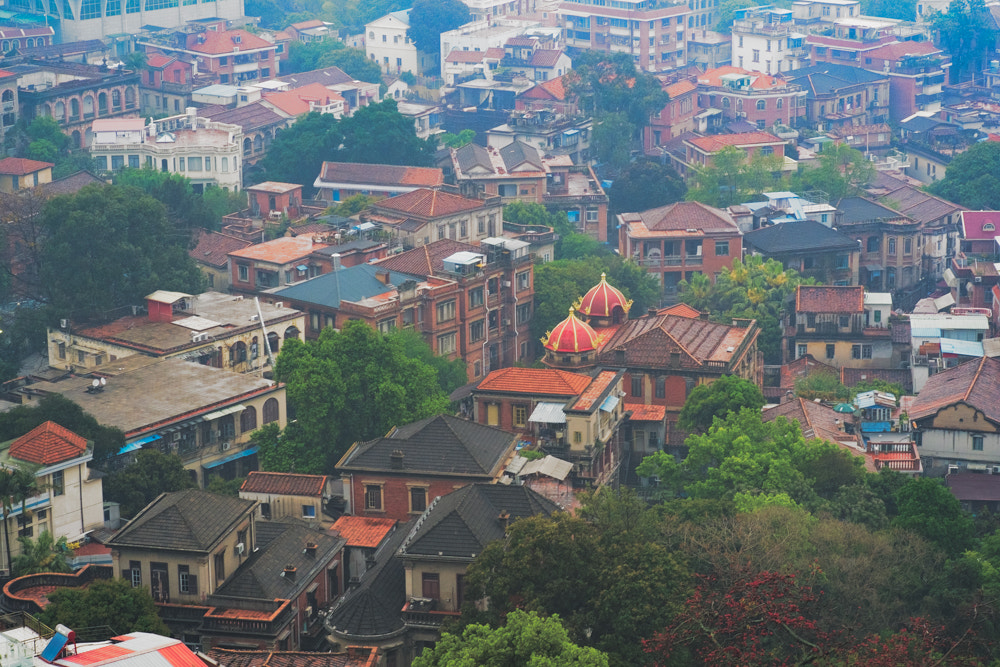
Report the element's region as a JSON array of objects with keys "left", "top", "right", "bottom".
[
  {"left": 190, "top": 29, "right": 272, "bottom": 55},
  {"left": 373, "top": 238, "right": 478, "bottom": 276},
  {"left": 476, "top": 367, "right": 592, "bottom": 396},
  {"left": 0, "top": 157, "right": 53, "bottom": 175},
  {"left": 189, "top": 229, "right": 253, "bottom": 269},
  {"left": 686, "top": 132, "right": 783, "bottom": 153},
  {"left": 909, "top": 356, "right": 1000, "bottom": 424},
  {"left": 399, "top": 483, "right": 560, "bottom": 559},
  {"left": 597, "top": 313, "right": 756, "bottom": 369},
  {"left": 240, "top": 471, "right": 327, "bottom": 497},
  {"left": 744, "top": 219, "right": 859, "bottom": 253},
  {"left": 212, "top": 519, "right": 345, "bottom": 601},
  {"left": 331, "top": 515, "right": 397, "bottom": 549},
  {"left": 833, "top": 196, "right": 909, "bottom": 224},
  {"left": 316, "top": 162, "right": 443, "bottom": 189},
  {"left": 785, "top": 63, "right": 888, "bottom": 95},
  {"left": 961, "top": 211, "right": 1000, "bottom": 241},
  {"left": 374, "top": 188, "right": 484, "bottom": 218},
  {"left": 796, "top": 285, "right": 864, "bottom": 313},
  {"left": 228, "top": 236, "right": 327, "bottom": 264},
  {"left": 200, "top": 102, "right": 288, "bottom": 133},
  {"left": 271, "top": 263, "right": 421, "bottom": 309},
  {"left": 263, "top": 83, "right": 344, "bottom": 116},
  {"left": 108, "top": 489, "right": 256, "bottom": 553},
  {"left": 499, "top": 140, "right": 543, "bottom": 171},
  {"left": 9, "top": 421, "right": 88, "bottom": 465},
  {"left": 665, "top": 79, "right": 696, "bottom": 97},
  {"left": 530, "top": 48, "right": 565, "bottom": 68},
  {"left": 337, "top": 414, "right": 515, "bottom": 477},
  {"left": 620, "top": 200, "right": 738, "bottom": 233}
]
